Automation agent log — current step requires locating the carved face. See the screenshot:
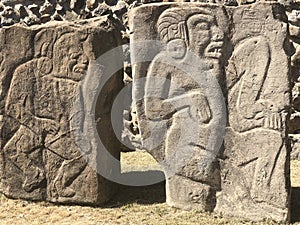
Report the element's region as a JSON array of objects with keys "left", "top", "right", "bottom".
[
  {"left": 187, "top": 14, "right": 224, "bottom": 59},
  {"left": 53, "top": 35, "right": 89, "bottom": 81},
  {"left": 68, "top": 47, "right": 89, "bottom": 77}
]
